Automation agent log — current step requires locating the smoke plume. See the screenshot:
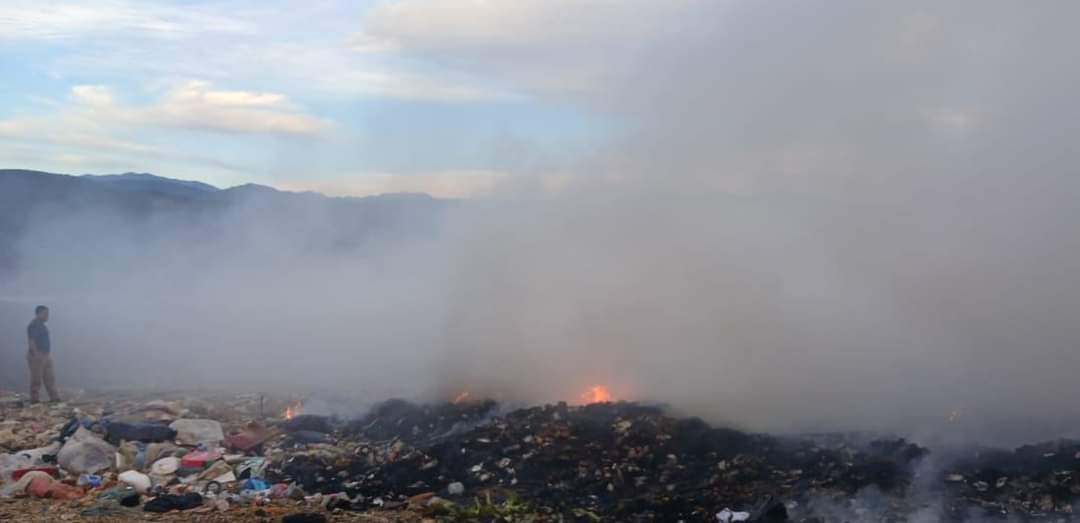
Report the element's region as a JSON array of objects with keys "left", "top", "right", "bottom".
[{"left": 4, "top": 1, "right": 1080, "bottom": 446}]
